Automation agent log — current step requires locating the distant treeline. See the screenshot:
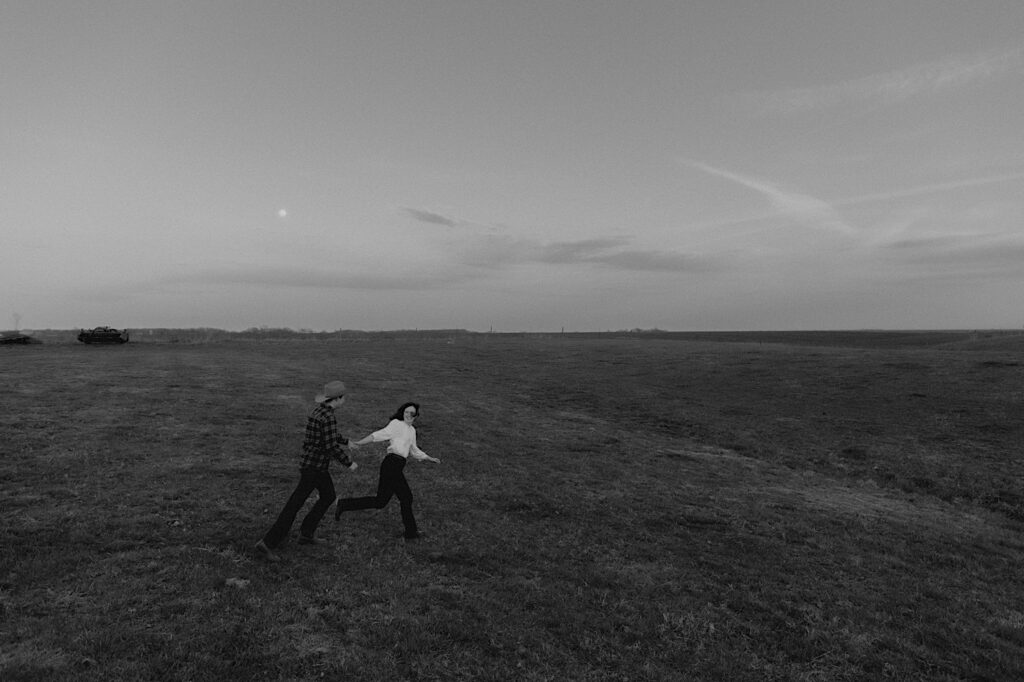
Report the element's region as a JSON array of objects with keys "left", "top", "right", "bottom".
[
  {"left": 553, "top": 329, "right": 1024, "bottom": 350},
  {"left": 10, "top": 327, "right": 1024, "bottom": 350},
  {"left": 16, "top": 327, "right": 478, "bottom": 344},
  {"left": 495, "top": 329, "right": 1024, "bottom": 350}
]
